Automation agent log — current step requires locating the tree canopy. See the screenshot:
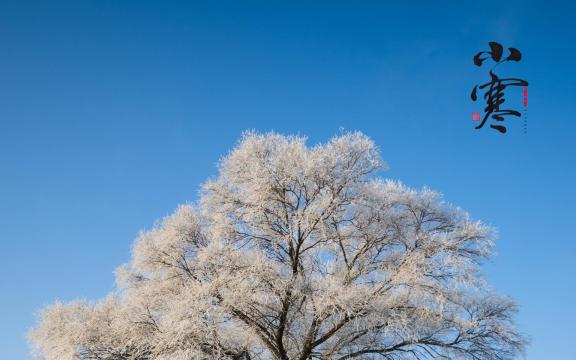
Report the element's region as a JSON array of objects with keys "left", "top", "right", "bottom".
[{"left": 29, "top": 131, "right": 526, "bottom": 360}]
